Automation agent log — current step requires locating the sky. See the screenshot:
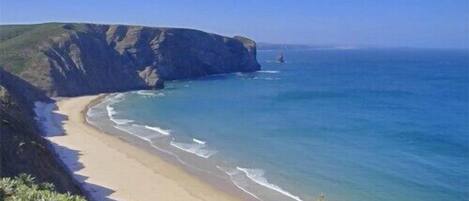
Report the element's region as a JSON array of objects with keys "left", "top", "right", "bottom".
[{"left": 0, "top": 0, "right": 468, "bottom": 48}]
